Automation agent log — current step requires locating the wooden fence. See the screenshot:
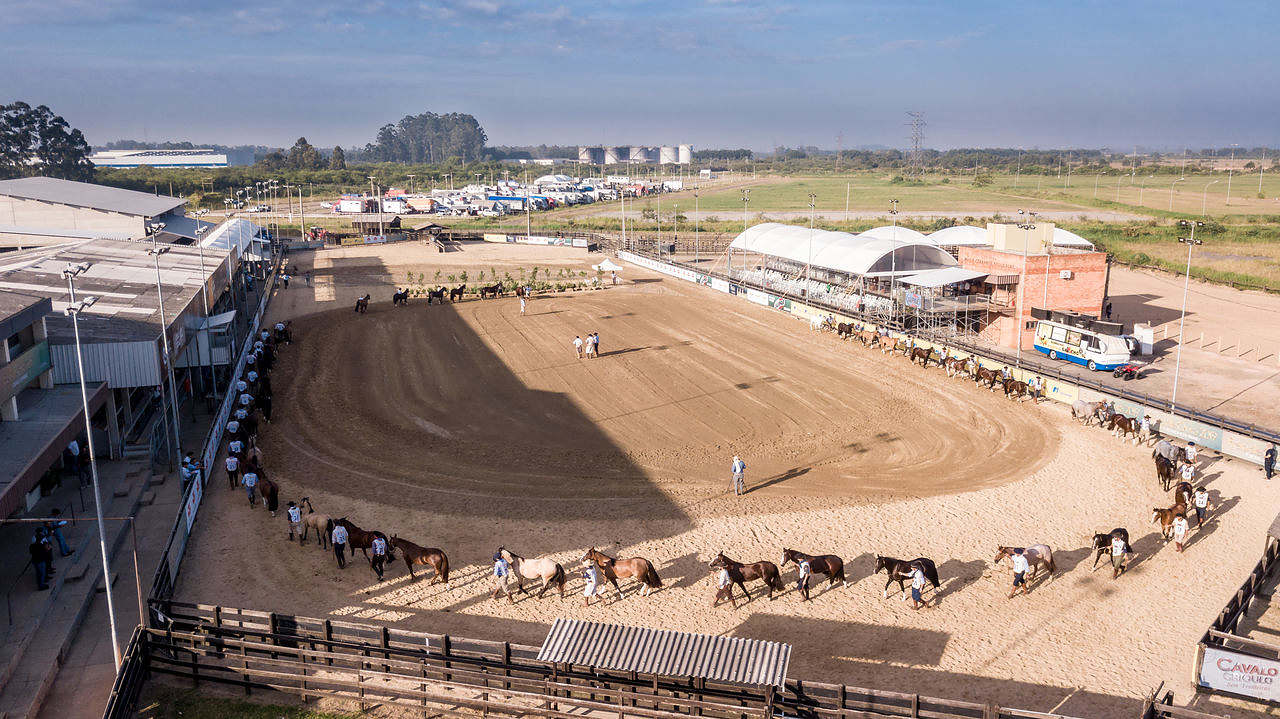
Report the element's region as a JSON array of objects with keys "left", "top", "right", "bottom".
[{"left": 122, "top": 601, "right": 1098, "bottom": 719}]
